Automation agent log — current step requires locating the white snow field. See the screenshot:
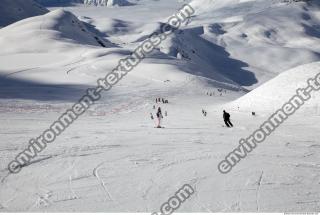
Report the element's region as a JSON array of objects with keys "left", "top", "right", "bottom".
[
  {"left": 230, "top": 61, "right": 320, "bottom": 113},
  {"left": 0, "top": 0, "right": 320, "bottom": 212}
]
